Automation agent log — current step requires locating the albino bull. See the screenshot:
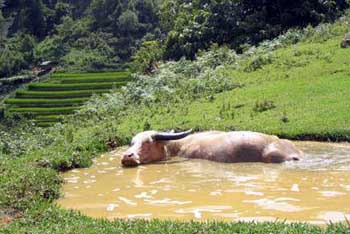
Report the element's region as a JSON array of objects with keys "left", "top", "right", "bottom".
[{"left": 121, "top": 130, "right": 303, "bottom": 167}]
